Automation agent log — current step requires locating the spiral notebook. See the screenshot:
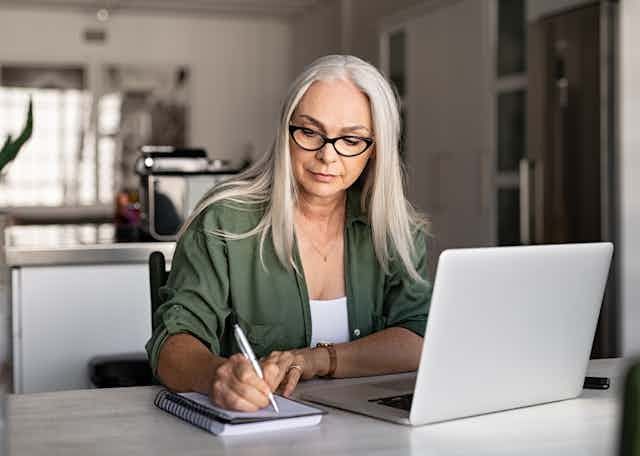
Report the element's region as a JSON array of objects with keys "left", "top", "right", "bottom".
[{"left": 154, "top": 389, "right": 326, "bottom": 436}]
